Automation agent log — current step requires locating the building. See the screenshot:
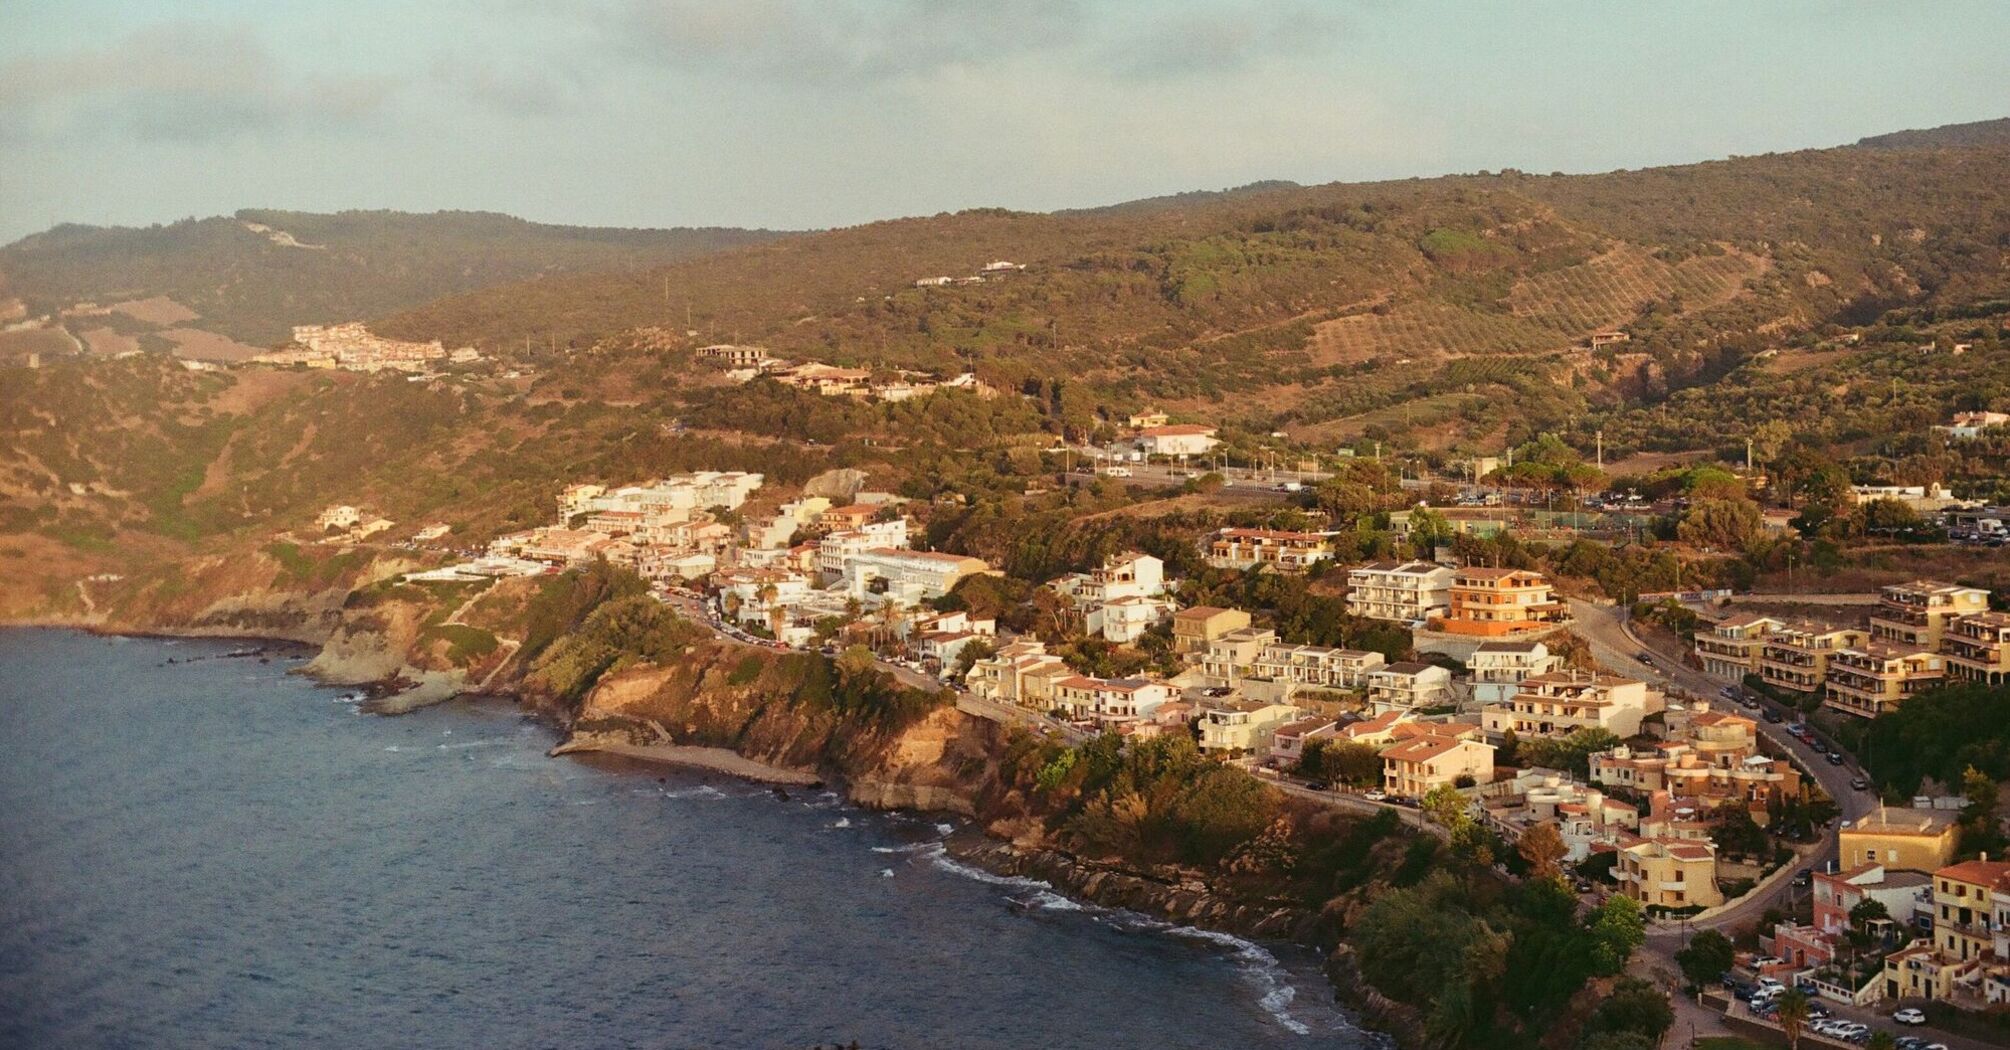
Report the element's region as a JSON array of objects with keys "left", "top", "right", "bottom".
[
  {"left": 1052, "top": 676, "right": 1175, "bottom": 726},
  {"left": 843, "top": 549, "right": 990, "bottom": 606},
  {"left": 314, "top": 504, "right": 363, "bottom": 531},
  {"left": 1334, "top": 709, "right": 1416, "bottom": 747},
  {"left": 1839, "top": 806, "right": 1960, "bottom": 872},
  {"left": 1055, "top": 550, "right": 1165, "bottom": 604},
  {"left": 819, "top": 503, "right": 882, "bottom": 532},
  {"left": 816, "top": 520, "right": 911, "bottom": 580},
  {"left": 1483, "top": 670, "right": 1656, "bottom": 739},
  {"left": 1882, "top": 859, "right": 2010, "bottom": 1003},
  {"left": 966, "top": 640, "right": 1070, "bottom": 705},
  {"left": 1268, "top": 716, "right": 1340, "bottom": 768},
  {"left": 1935, "top": 410, "right": 2010, "bottom": 439},
  {"left": 1382, "top": 731, "right": 1495, "bottom": 799},
  {"left": 1823, "top": 643, "right": 1946, "bottom": 719},
  {"left": 1812, "top": 864, "right": 1931, "bottom": 942},
  {"left": 1589, "top": 709, "right": 1801, "bottom": 811},
  {"left": 1615, "top": 838, "right": 1723, "bottom": 910},
  {"left": 1346, "top": 561, "right": 1457, "bottom": 623},
  {"left": 1172, "top": 606, "right": 1251, "bottom": 656},
  {"left": 1467, "top": 640, "right": 1561, "bottom": 704},
  {"left": 1759, "top": 622, "right": 1870, "bottom": 696},
  {"left": 1365, "top": 662, "right": 1455, "bottom": 712},
  {"left": 1207, "top": 529, "right": 1337, "bottom": 571},
  {"left": 696, "top": 344, "right": 771, "bottom": 368},
  {"left": 1198, "top": 698, "right": 1302, "bottom": 755},
  {"left": 1850, "top": 483, "right": 1959, "bottom": 514},
  {"left": 1135, "top": 424, "right": 1220, "bottom": 457},
  {"left": 1870, "top": 580, "right": 1991, "bottom": 650},
  {"left": 1126, "top": 410, "right": 1169, "bottom": 429},
  {"left": 1437, "top": 568, "right": 1569, "bottom": 636},
  {"left": 1250, "top": 643, "right": 1387, "bottom": 691},
  {"left": 1694, "top": 614, "right": 1783, "bottom": 681},
  {"left": 1085, "top": 595, "right": 1176, "bottom": 645},
  {"left": 1476, "top": 771, "right": 1639, "bottom": 863},
  {"left": 1199, "top": 627, "right": 1279, "bottom": 686},
  {"left": 1944, "top": 611, "right": 2010, "bottom": 686}
]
